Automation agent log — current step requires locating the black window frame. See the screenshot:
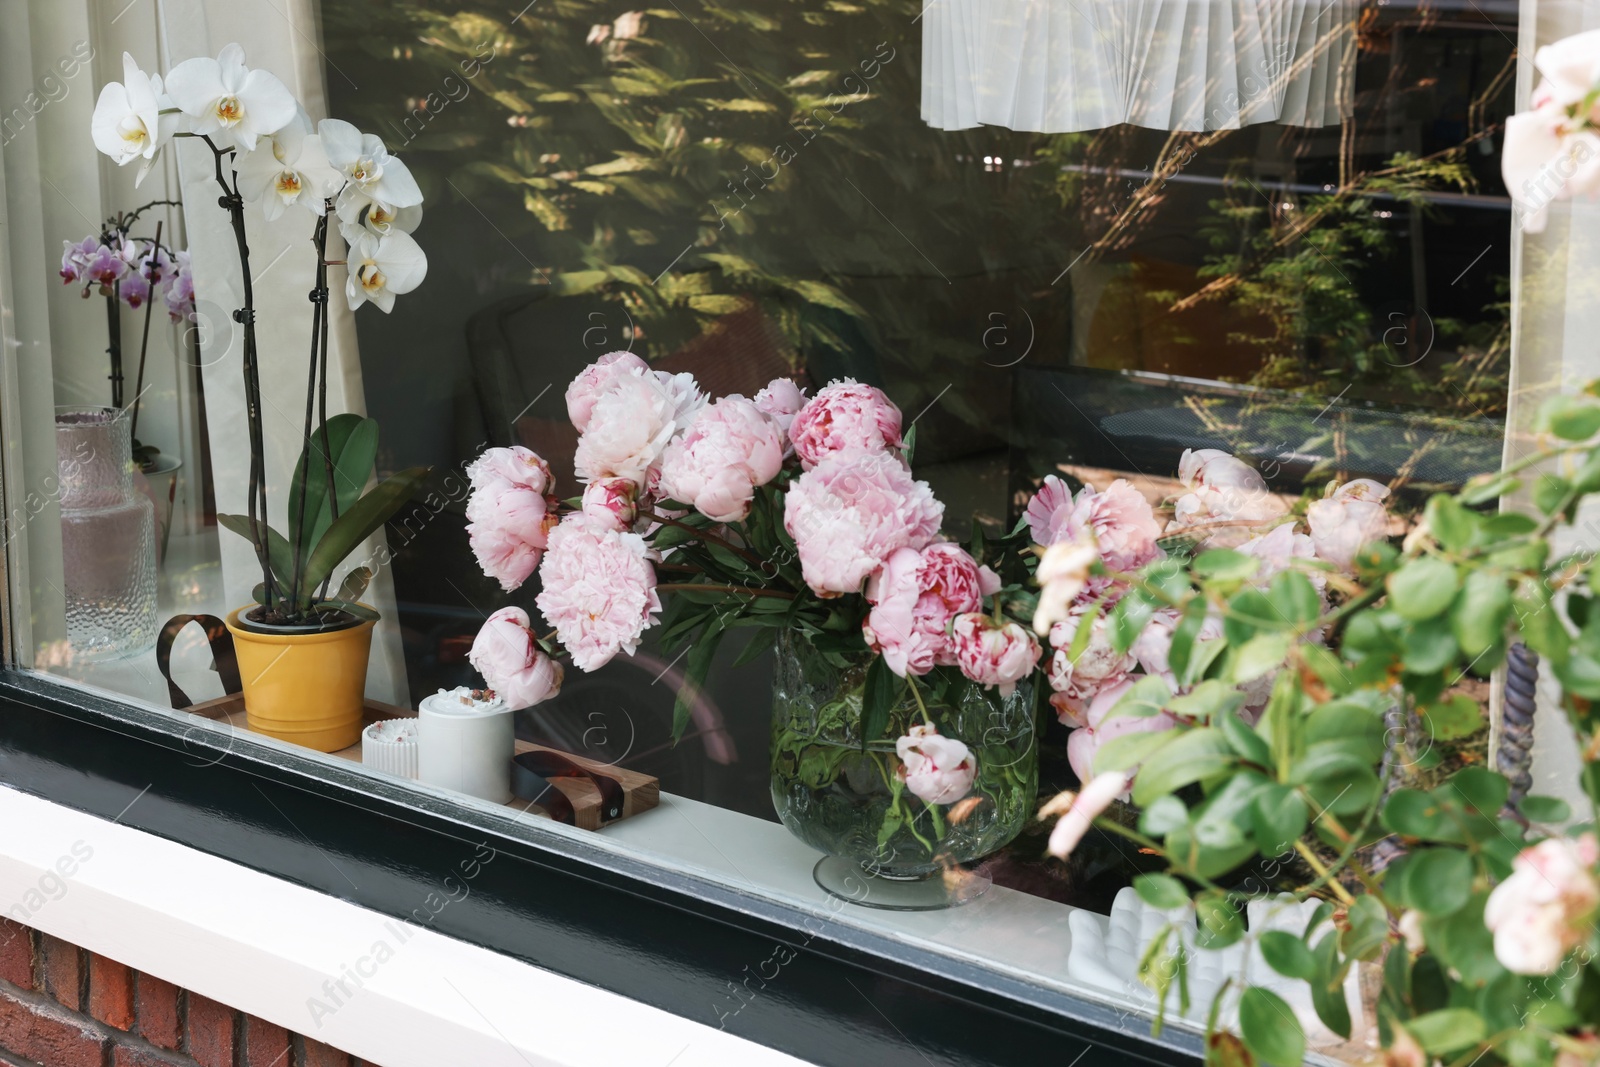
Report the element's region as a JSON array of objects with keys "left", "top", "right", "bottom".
[{"left": 0, "top": 663, "right": 1203, "bottom": 1067}]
